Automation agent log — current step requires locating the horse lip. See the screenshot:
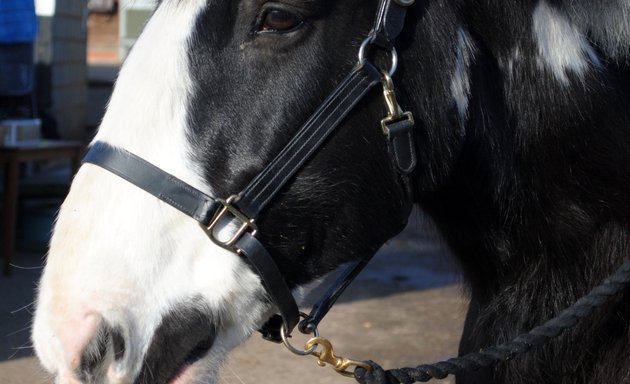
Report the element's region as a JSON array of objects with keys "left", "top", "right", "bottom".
[{"left": 165, "top": 333, "right": 215, "bottom": 384}]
